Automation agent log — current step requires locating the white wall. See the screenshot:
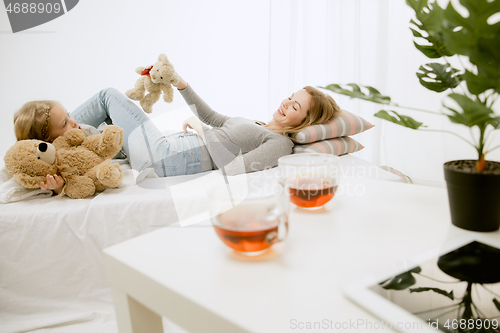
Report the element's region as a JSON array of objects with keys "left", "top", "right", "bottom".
[{"left": 0, "top": 0, "right": 270, "bottom": 157}]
